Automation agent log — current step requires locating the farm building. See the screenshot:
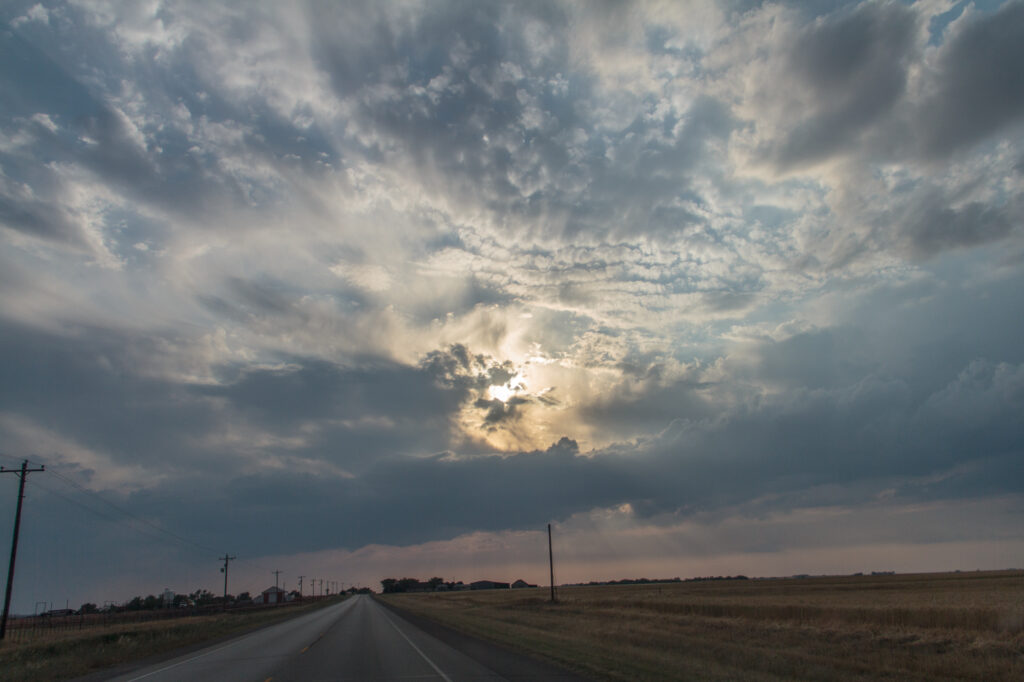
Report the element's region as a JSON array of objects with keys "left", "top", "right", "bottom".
[{"left": 256, "top": 586, "right": 287, "bottom": 604}]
